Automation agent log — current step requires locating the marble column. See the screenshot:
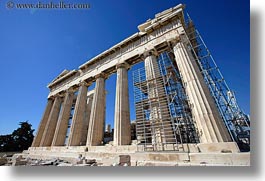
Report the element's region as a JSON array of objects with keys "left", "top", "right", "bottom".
[
  {"left": 113, "top": 63, "right": 131, "bottom": 146},
  {"left": 86, "top": 74, "right": 106, "bottom": 146},
  {"left": 80, "top": 93, "right": 93, "bottom": 145},
  {"left": 68, "top": 82, "right": 88, "bottom": 146},
  {"left": 31, "top": 98, "right": 54, "bottom": 147},
  {"left": 144, "top": 52, "right": 175, "bottom": 145},
  {"left": 51, "top": 89, "right": 74, "bottom": 146},
  {"left": 40, "top": 96, "right": 62, "bottom": 147},
  {"left": 172, "top": 37, "right": 231, "bottom": 143}
]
